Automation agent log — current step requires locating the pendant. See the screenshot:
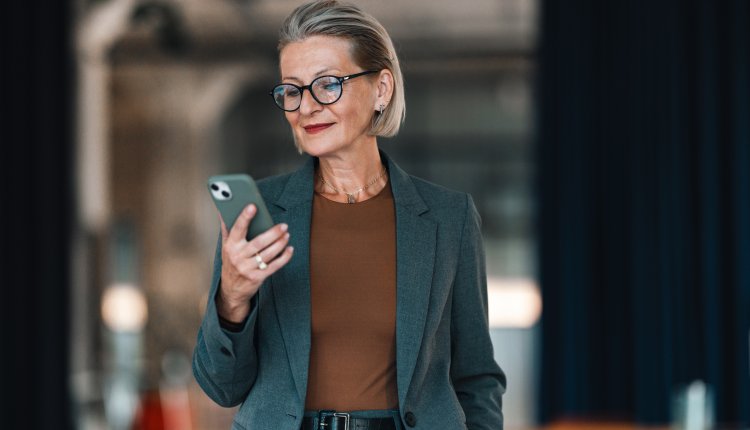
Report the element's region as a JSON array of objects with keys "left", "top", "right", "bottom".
[{"left": 347, "top": 194, "right": 356, "bottom": 204}]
